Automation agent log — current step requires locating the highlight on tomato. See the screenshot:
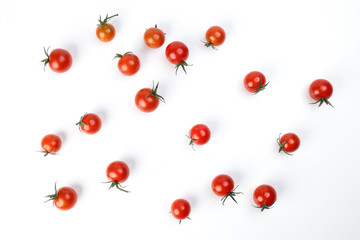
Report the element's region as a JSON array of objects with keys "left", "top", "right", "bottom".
[
  {"left": 165, "top": 41, "right": 191, "bottom": 74},
  {"left": 211, "top": 174, "right": 243, "bottom": 205},
  {"left": 203, "top": 26, "right": 226, "bottom": 49},
  {"left": 253, "top": 184, "right": 277, "bottom": 211},
  {"left": 243, "top": 71, "right": 268, "bottom": 93},
  {"left": 40, "top": 134, "right": 62, "bottom": 156},
  {"left": 170, "top": 198, "right": 191, "bottom": 224},
  {"left": 45, "top": 182, "right": 77, "bottom": 210},
  {"left": 96, "top": 13, "right": 118, "bottom": 42},
  {"left": 76, "top": 113, "right": 102, "bottom": 134},
  {"left": 41, "top": 47, "right": 72, "bottom": 73},
  {"left": 309, "top": 79, "right": 334, "bottom": 107},
  {"left": 277, "top": 133, "right": 300, "bottom": 155},
  {"left": 187, "top": 124, "right": 211, "bottom": 148},
  {"left": 104, "top": 161, "right": 130, "bottom": 193},
  {"left": 144, "top": 24, "right": 165, "bottom": 48},
  {"left": 114, "top": 52, "right": 141, "bottom": 76},
  {"left": 135, "top": 81, "right": 165, "bottom": 113}
]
